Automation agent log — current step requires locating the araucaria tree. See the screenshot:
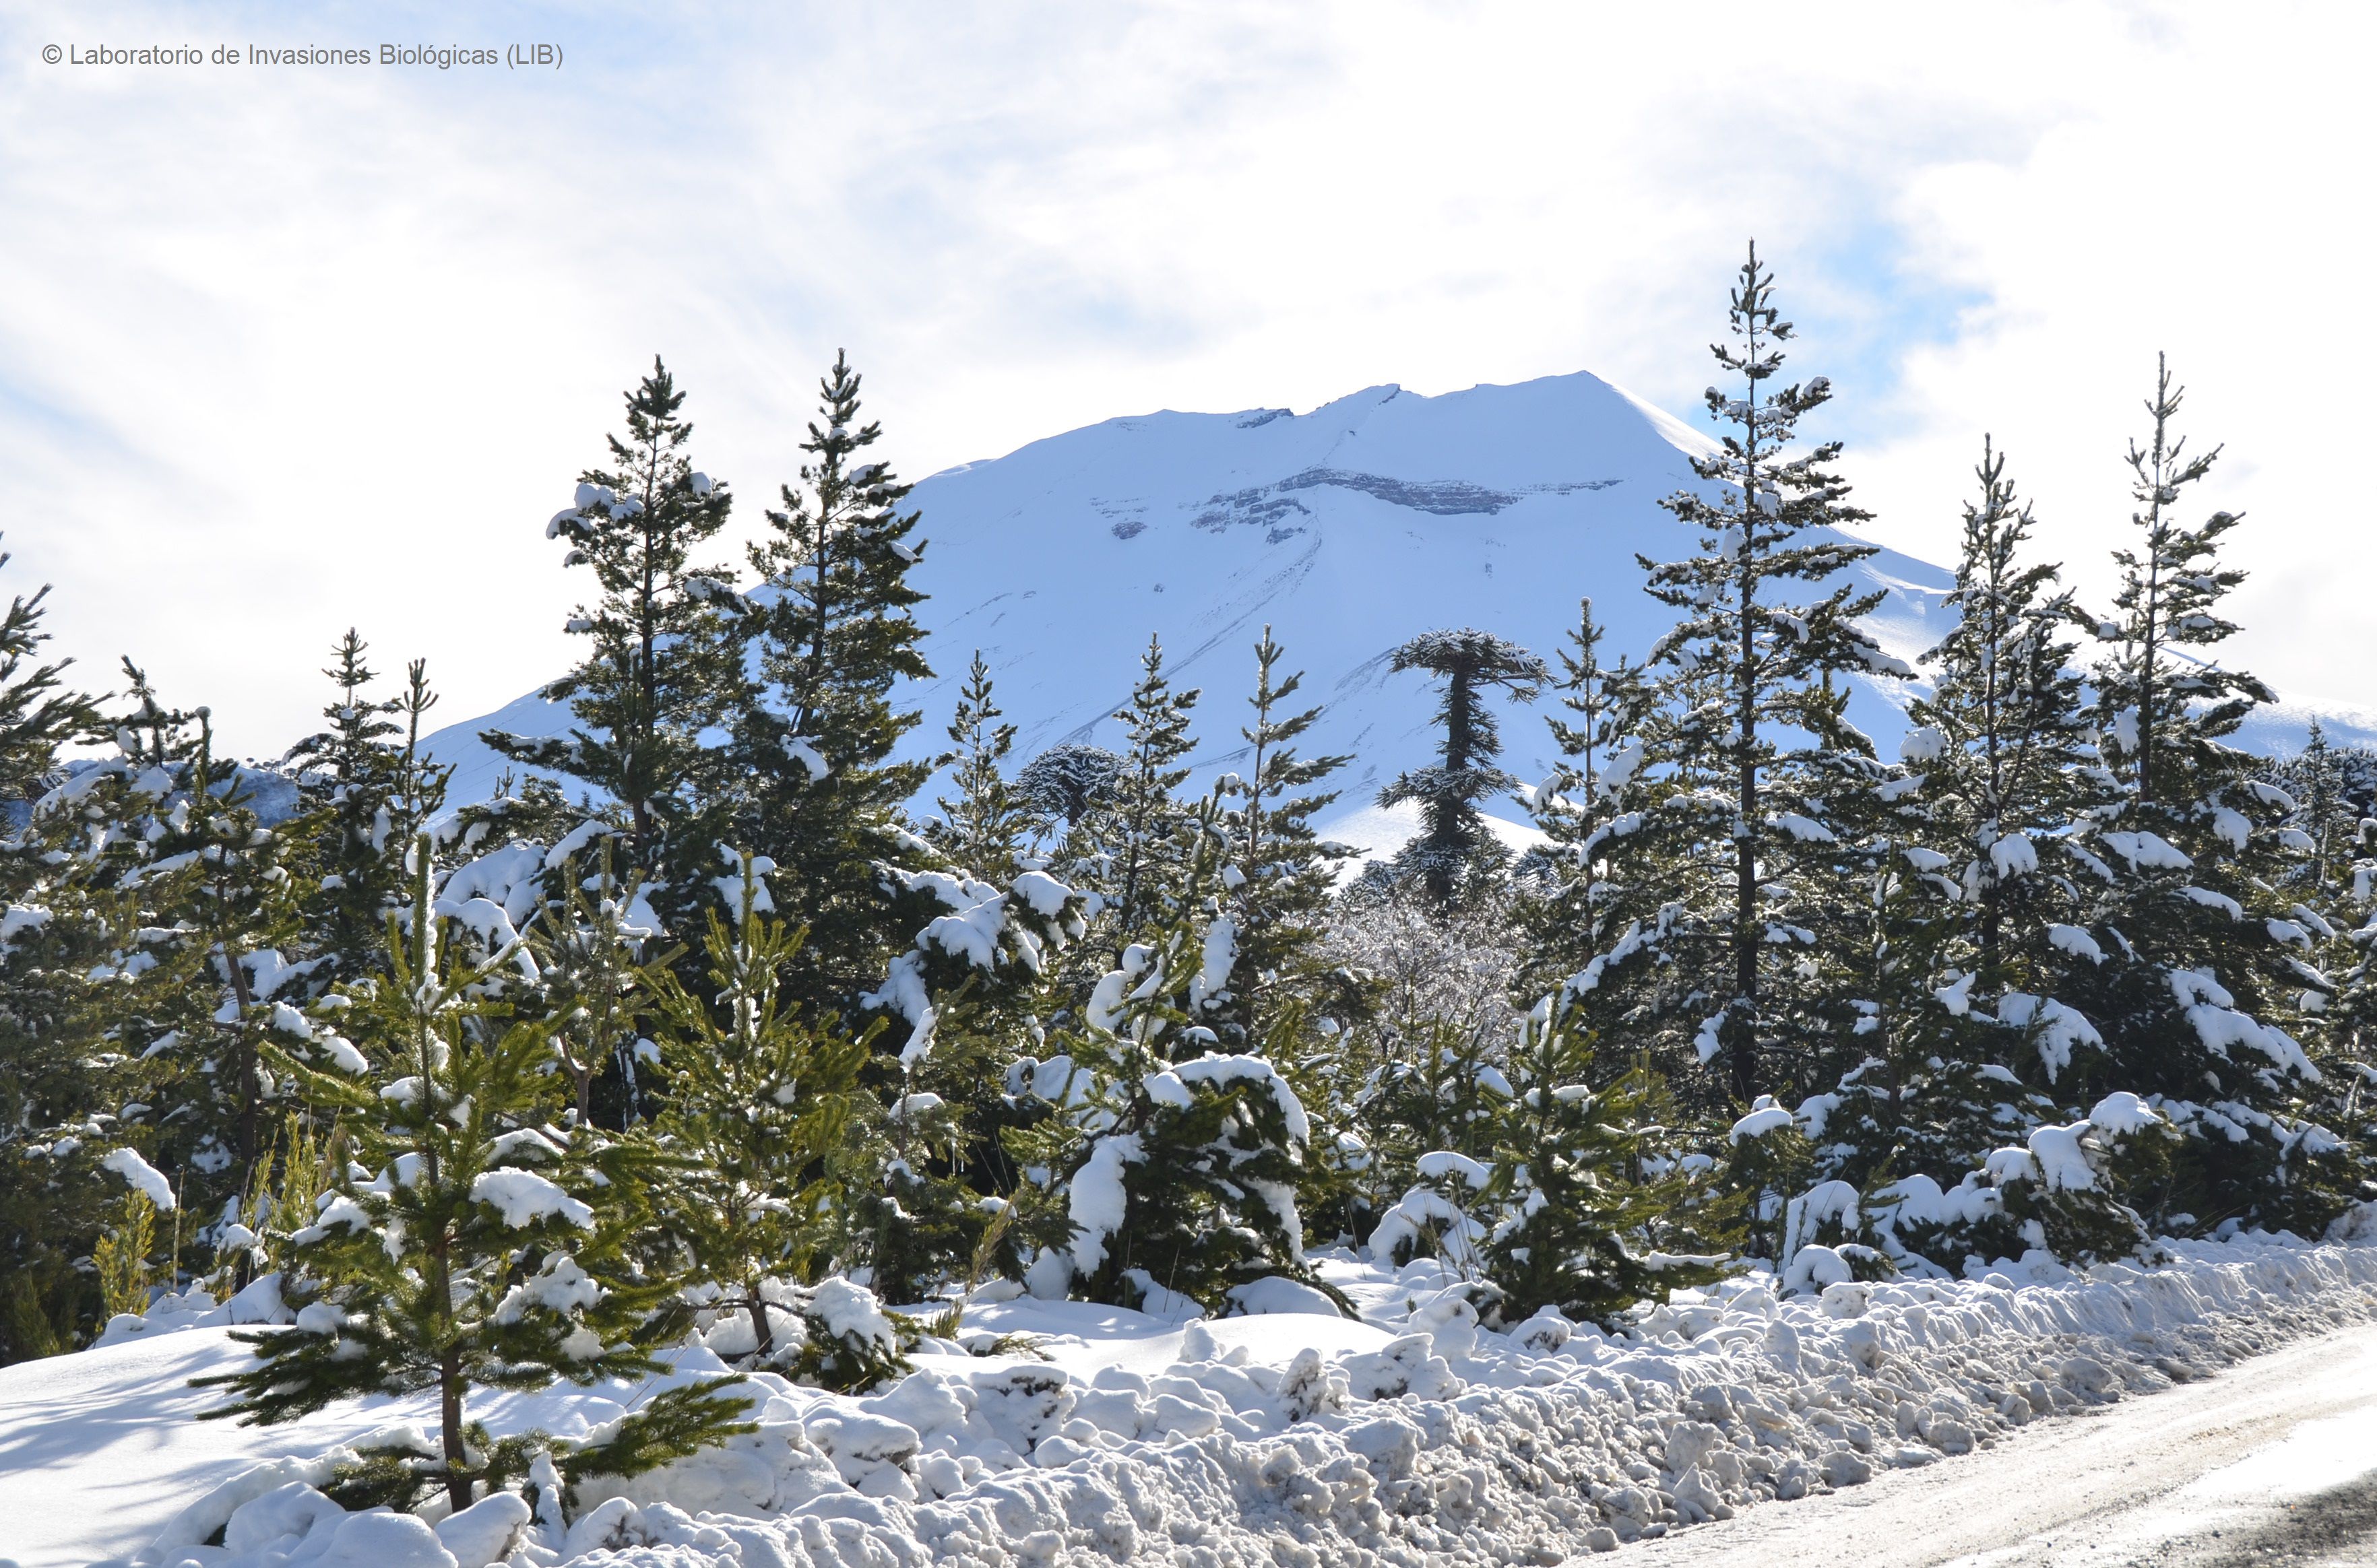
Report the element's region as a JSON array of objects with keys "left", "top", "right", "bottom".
[{"left": 1378, "top": 628, "right": 1547, "bottom": 909}]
